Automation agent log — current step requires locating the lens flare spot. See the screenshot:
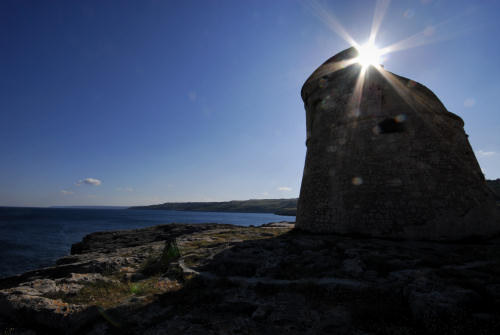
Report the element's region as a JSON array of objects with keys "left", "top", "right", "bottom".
[
  {"left": 395, "top": 114, "right": 407, "bottom": 122},
  {"left": 352, "top": 176, "right": 363, "bottom": 186},
  {"left": 403, "top": 9, "right": 415, "bottom": 19},
  {"left": 350, "top": 108, "right": 361, "bottom": 117},
  {"left": 407, "top": 80, "right": 417, "bottom": 88},
  {"left": 423, "top": 26, "right": 436, "bottom": 36},
  {"left": 464, "top": 98, "right": 476, "bottom": 108}
]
